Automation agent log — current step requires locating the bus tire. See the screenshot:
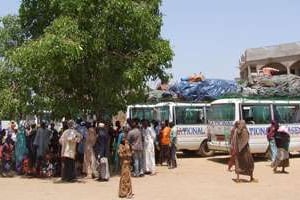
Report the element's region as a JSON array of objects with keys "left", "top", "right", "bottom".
[{"left": 197, "top": 140, "right": 214, "bottom": 157}]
